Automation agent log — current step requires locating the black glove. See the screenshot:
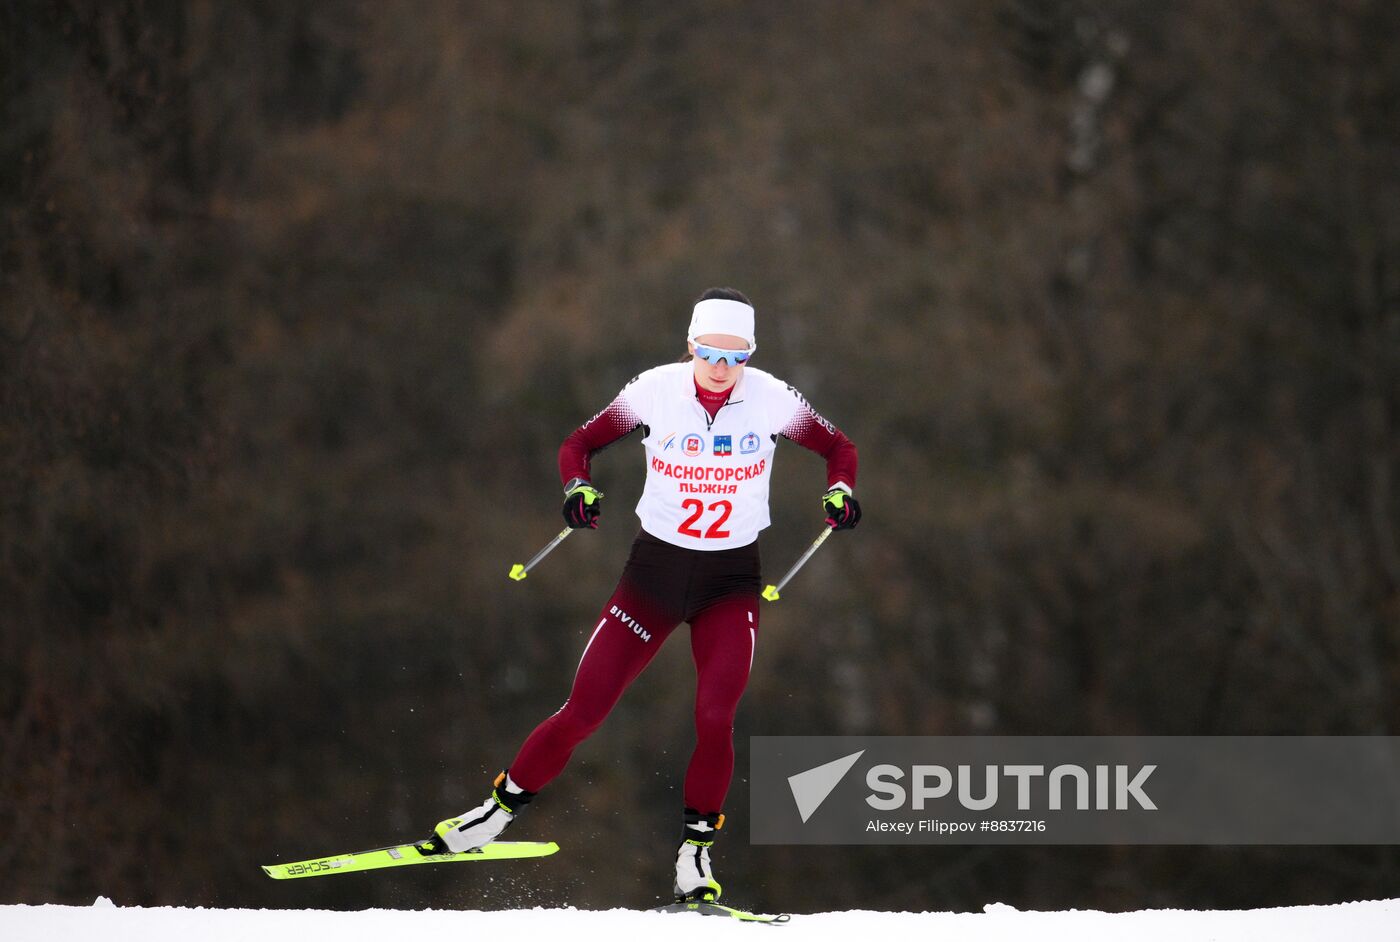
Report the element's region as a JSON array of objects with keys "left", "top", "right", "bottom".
[
  {"left": 822, "top": 488, "right": 861, "bottom": 530},
  {"left": 562, "top": 480, "right": 604, "bottom": 529}
]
